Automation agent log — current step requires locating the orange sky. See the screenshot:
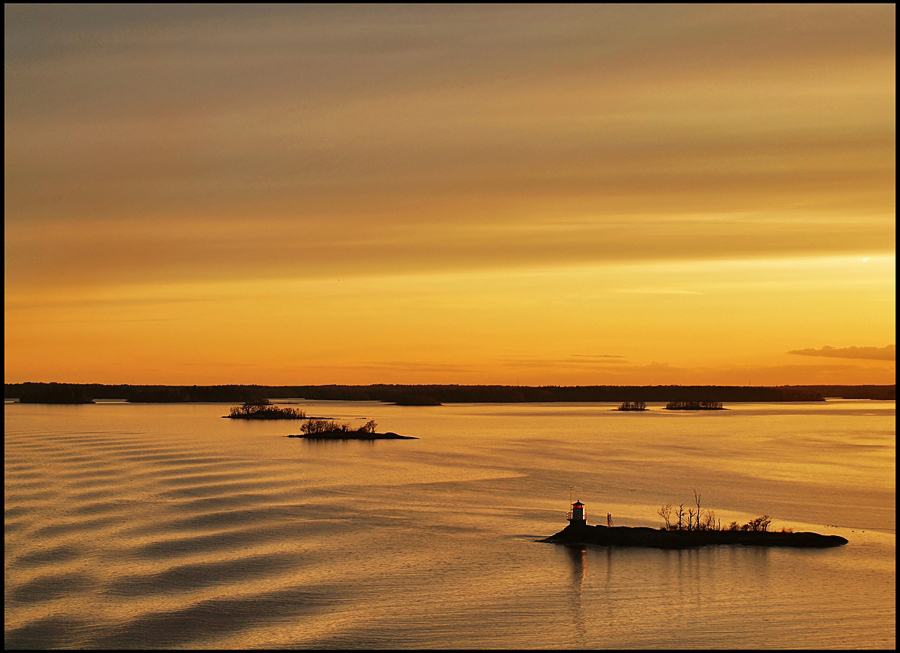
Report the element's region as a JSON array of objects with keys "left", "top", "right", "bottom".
[{"left": 5, "top": 4, "right": 895, "bottom": 386}]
